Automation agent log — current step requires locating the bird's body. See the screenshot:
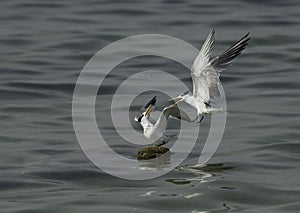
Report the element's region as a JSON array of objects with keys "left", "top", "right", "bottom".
[
  {"left": 140, "top": 115, "right": 162, "bottom": 142},
  {"left": 135, "top": 30, "right": 250, "bottom": 143},
  {"left": 171, "top": 30, "right": 250, "bottom": 120},
  {"left": 135, "top": 96, "right": 192, "bottom": 146},
  {"left": 178, "top": 91, "right": 221, "bottom": 116}
]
